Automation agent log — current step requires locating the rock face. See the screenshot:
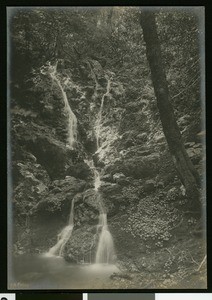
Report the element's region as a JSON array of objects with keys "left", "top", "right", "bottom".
[{"left": 10, "top": 55, "right": 205, "bottom": 287}]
